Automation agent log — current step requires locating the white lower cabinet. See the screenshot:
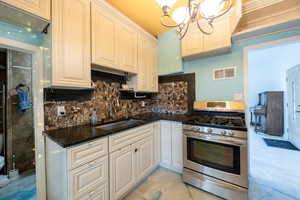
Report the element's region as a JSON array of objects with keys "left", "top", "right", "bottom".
[
  {"left": 46, "top": 121, "right": 182, "bottom": 200},
  {"left": 153, "top": 121, "right": 161, "bottom": 166},
  {"left": 109, "top": 145, "right": 136, "bottom": 200},
  {"left": 160, "top": 121, "right": 172, "bottom": 166},
  {"left": 69, "top": 156, "right": 109, "bottom": 200},
  {"left": 109, "top": 123, "right": 157, "bottom": 200},
  {"left": 76, "top": 183, "right": 108, "bottom": 200},
  {"left": 135, "top": 136, "right": 154, "bottom": 183},
  {"left": 160, "top": 120, "right": 183, "bottom": 173},
  {"left": 171, "top": 122, "right": 183, "bottom": 172},
  {"left": 46, "top": 137, "right": 109, "bottom": 200}
]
